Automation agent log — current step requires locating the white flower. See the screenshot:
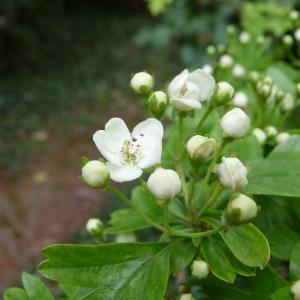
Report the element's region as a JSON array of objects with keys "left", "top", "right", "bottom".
[
  {"left": 280, "top": 94, "right": 294, "bottom": 111},
  {"left": 168, "top": 69, "right": 216, "bottom": 111},
  {"left": 276, "top": 132, "right": 291, "bottom": 144},
  {"left": 130, "top": 72, "right": 154, "bottom": 95},
  {"left": 147, "top": 168, "right": 181, "bottom": 200},
  {"left": 295, "top": 28, "right": 300, "bottom": 41},
  {"left": 219, "top": 54, "right": 234, "bottom": 69},
  {"left": 179, "top": 294, "right": 194, "bottom": 300},
  {"left": 82, "top": 160, "right": 109, "bottom": 188},
  {"left": 292, "top": 280, "right": 300, "bottom": 300},
  {"left": 220, "top": 108, "right": 250, "bottom": 138},
  {"left": 202, "top": 64, "right": 213, "bottom": 75},
  {"left": 86, "top": 218, "right": 103, "bottom": 237},
  {"left": 232, "top": 64, "right": 246, "bottom": 78},
  {"left": 116, "top": 232, "right": 137, "bottom": 243},
  {"left": 224, "top": 194, "right": 258, "bottom": 225},
  {"left": 212, "top": 82, "right": 235, "bottom": 105},
  {"left": 253, "top": 128, "right": 267, "bottom": 145},
  {"left": 290, "top": 10, "right": 299, "bottom": 20},
  {"left": 239, "top": 31, "right": 251, "bottom": 44},
  {"left": 215, "top": 157, "right": 248, "bottom": 192},
  {"left": 264, "top": 126, "right": 278, "bottom": 138},
  {"left": 233, "top": 91, "right": 248, "bottom": 108},
  {"left": 93, "top": 118, "right": 163, "bottom": 182},
  {"left": 191, "top": 260, "right": 209, "bottom": 279},
  {"left": 186, "top": 135, "right": 216, "bottom": 161}
]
